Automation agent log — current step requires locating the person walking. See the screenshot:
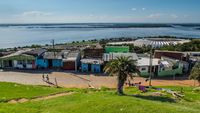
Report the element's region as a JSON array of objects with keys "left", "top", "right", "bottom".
[{"left": 46, "top": 74, "right": 49, "bottom": 83}]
